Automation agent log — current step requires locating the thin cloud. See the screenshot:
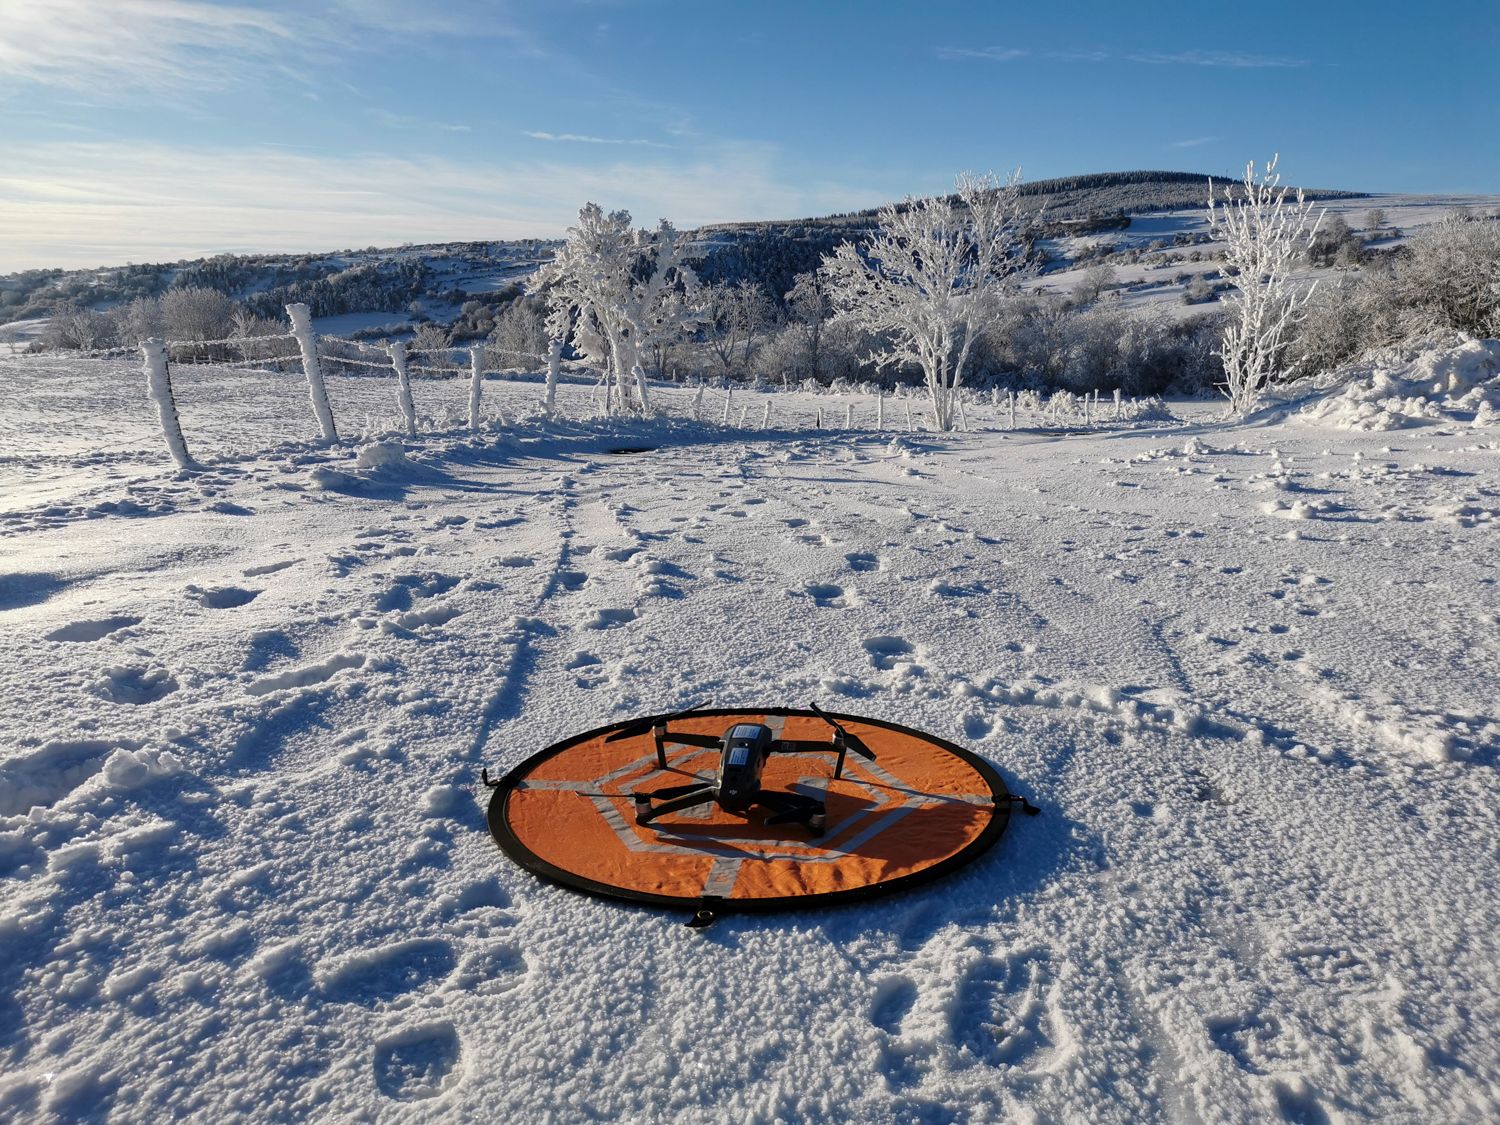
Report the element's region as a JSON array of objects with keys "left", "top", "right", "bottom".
[
  {"left": 0, "top": 140, "right": 885, "bottom": 271},
  {"left": 1169, "top": 136, "right": 1219, "bottom": 148},
  {"left": 1123, "top": 49, "right": 1308, "bottom": 69},
  {"left": 934, "top": 46, "right": 1028, "bottom": 62},
  {"left": 524, "top": 131, "right": 670, "bottom": 148},
  {"left": 937, "top": 45, "right": 1310, "bottom": 69},
  {"left": 372, "top": 109, "right": 472, "bottom": 133},
  {"left": 0, "top": 0, "right": 537, "bottom": 97},
  {"left": 0, "top": 0, "right": 294, "bottom": 93}
]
